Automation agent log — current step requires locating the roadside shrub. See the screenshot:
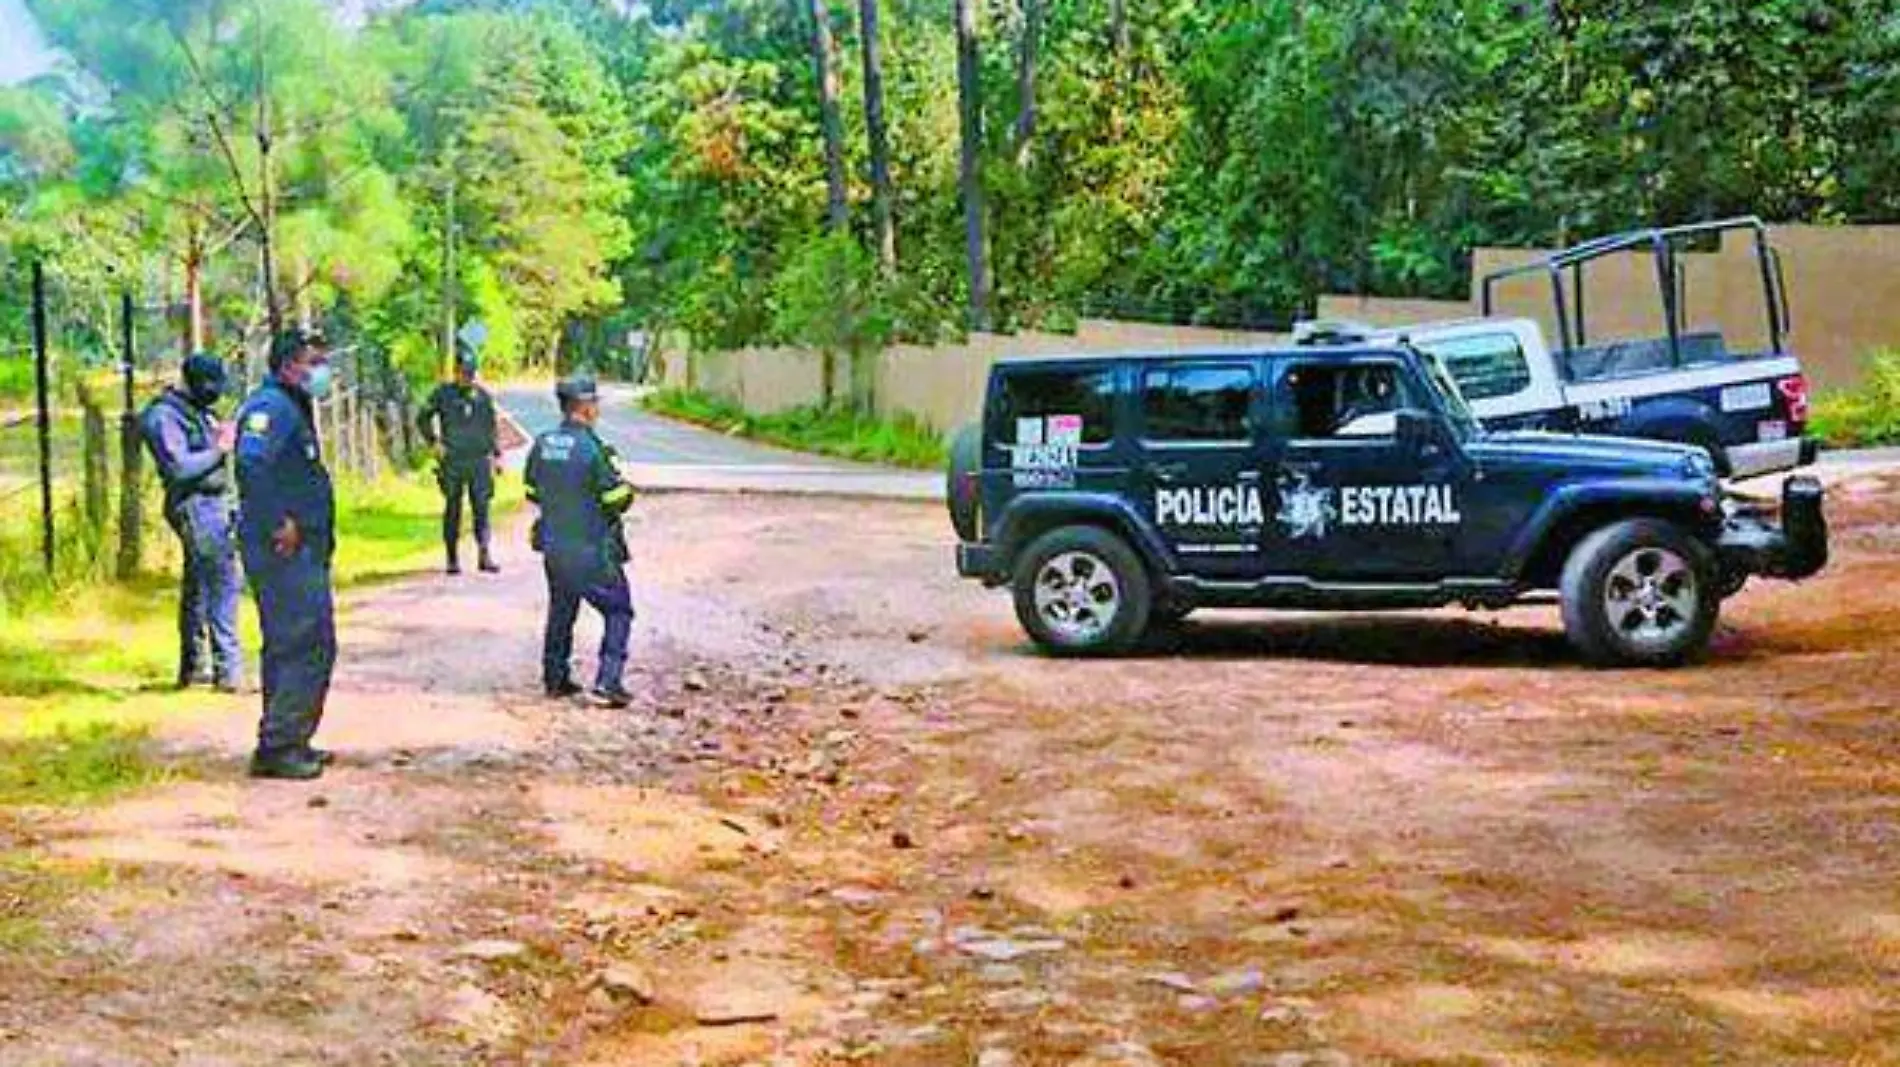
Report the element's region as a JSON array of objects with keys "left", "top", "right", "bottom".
[
  {"left": 1811, "top": 348, "right": 1900, "bottom": 448},
  {"left": 643, "top": 387, "right": 947, "bottom": 469}
]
